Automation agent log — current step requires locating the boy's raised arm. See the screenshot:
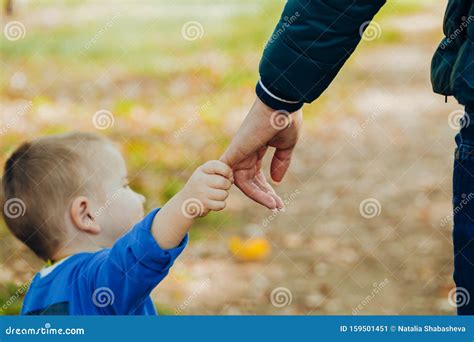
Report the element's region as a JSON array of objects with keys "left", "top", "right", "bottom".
[{"left": 87, "top": 161, "right": 232, "bottom": 314}]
